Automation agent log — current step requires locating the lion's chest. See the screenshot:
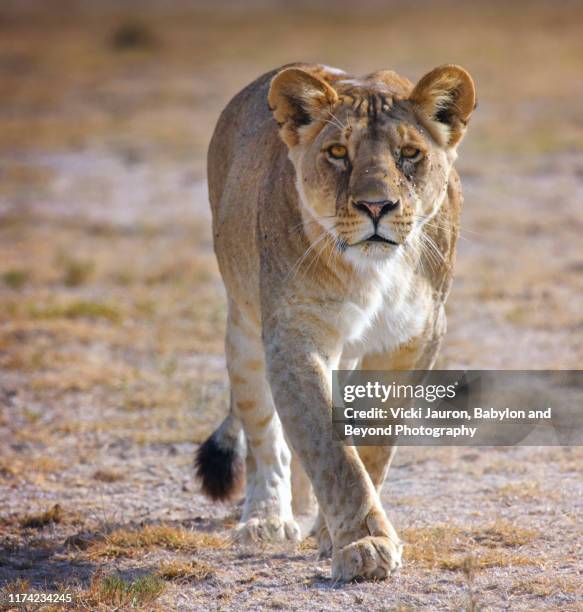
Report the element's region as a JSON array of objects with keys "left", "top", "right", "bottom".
[{"left": 340, "top": 264, "right": 433, "bottom": 362}]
